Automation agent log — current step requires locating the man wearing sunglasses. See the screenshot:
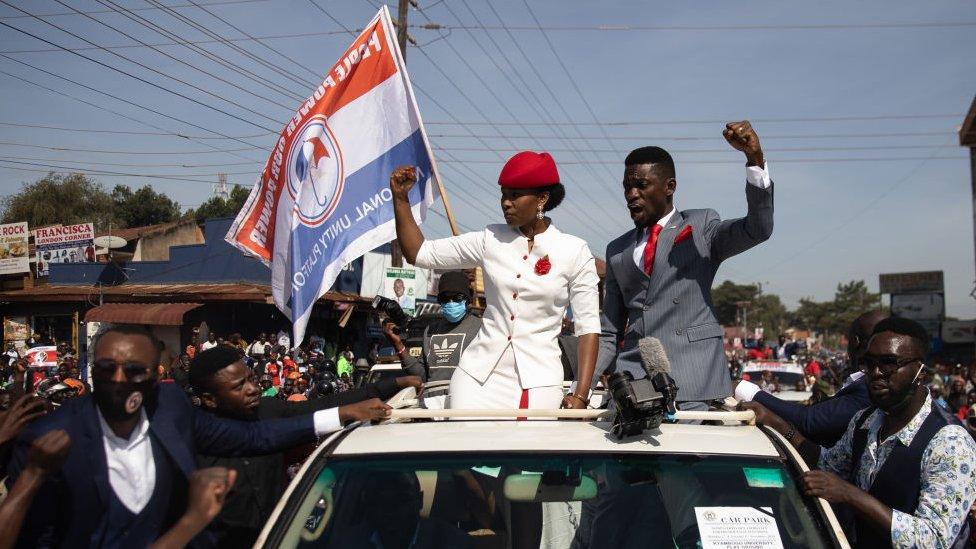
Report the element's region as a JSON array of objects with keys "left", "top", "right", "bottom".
[
  {"left": 4, "top": 324, "right": 391, "bottom": 548},
  {"left": 777, "top": 317, "right": 976, "bottom": 547},
  {"left": 383, "top": 271, "right": 482, "bottom": 409}
]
